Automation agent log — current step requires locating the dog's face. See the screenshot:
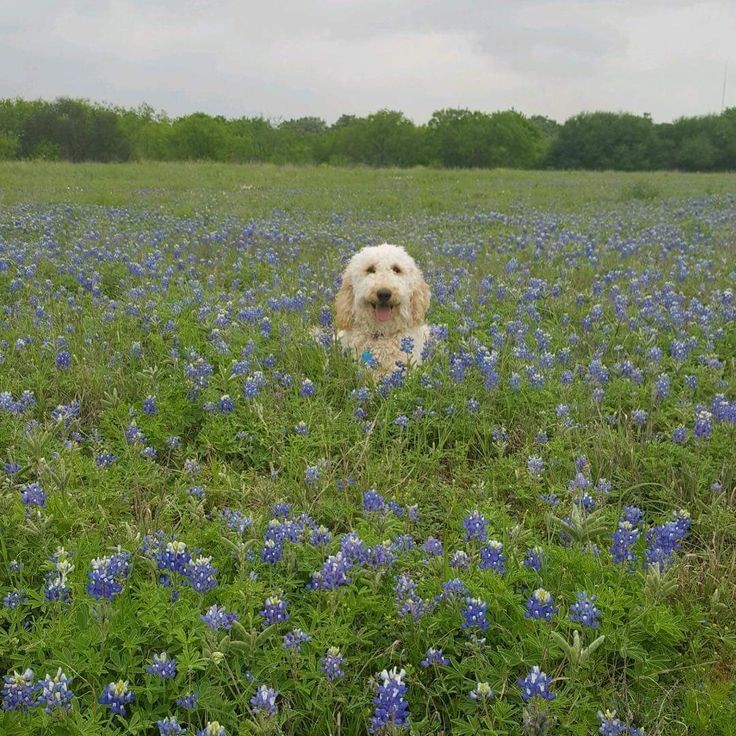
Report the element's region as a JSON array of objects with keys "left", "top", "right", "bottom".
[{"left": 335, "top": 244, "right": 430, "bottom": 332}]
